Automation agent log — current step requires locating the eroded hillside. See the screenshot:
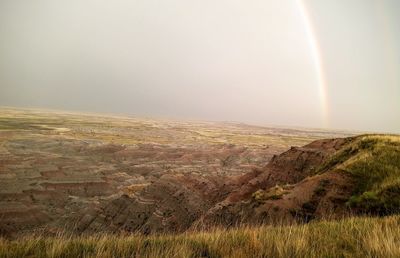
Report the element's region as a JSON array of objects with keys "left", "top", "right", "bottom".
[
  {"left": 0, "top": 108, "right": 351, "bottom": 236},
  {"left": 77, "top": 135, "right": 400, "bottom": 234}
]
